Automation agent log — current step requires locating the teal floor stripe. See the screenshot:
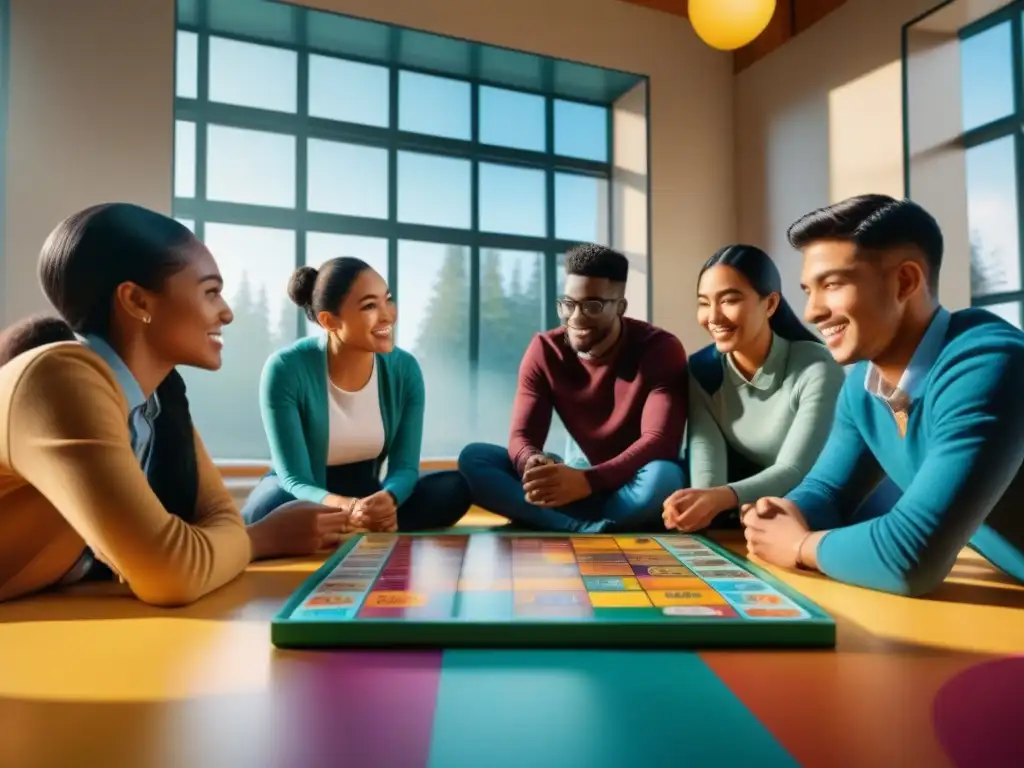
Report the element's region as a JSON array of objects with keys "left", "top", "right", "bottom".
[{"left": 427, "top": 650, "right": 798, "bottom": 768}]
